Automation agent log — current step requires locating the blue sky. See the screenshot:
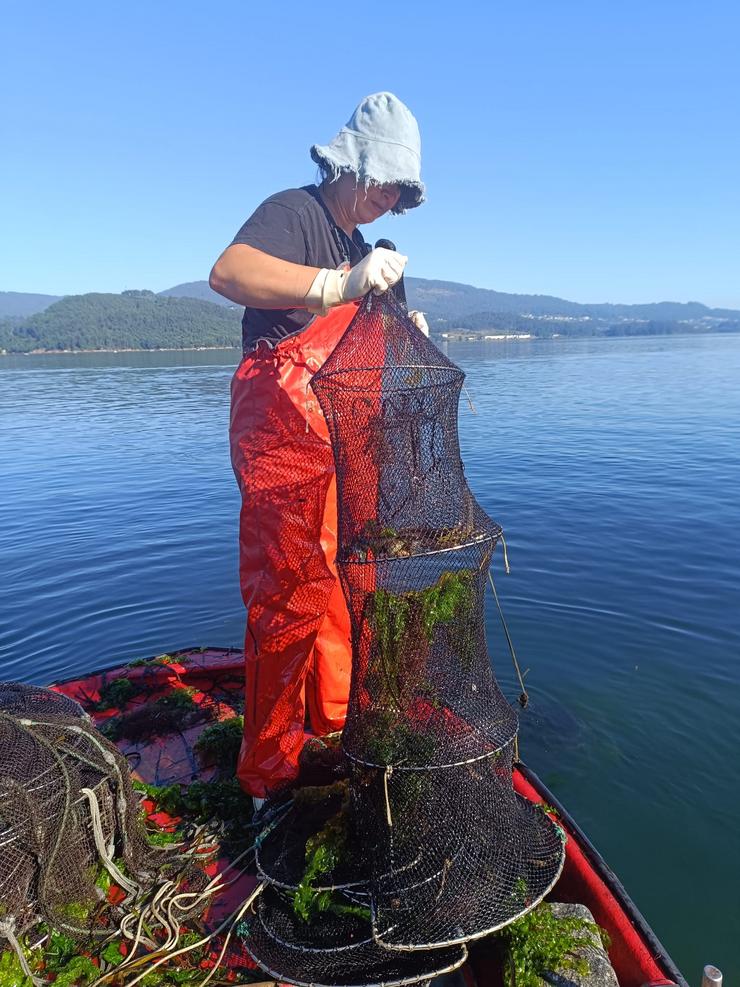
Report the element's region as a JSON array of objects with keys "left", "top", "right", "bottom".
[{"left": 2, "top": 1, "right": 739, "bottom": 307}]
